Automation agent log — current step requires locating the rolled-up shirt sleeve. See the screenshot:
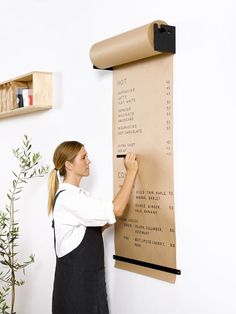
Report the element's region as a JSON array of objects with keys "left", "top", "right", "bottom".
[{"left": 58, "top": 188, "right": 116, "bottom": 227}]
